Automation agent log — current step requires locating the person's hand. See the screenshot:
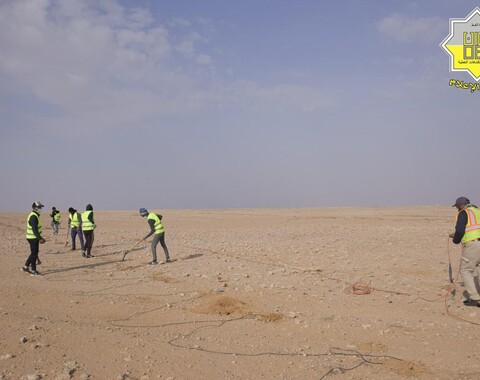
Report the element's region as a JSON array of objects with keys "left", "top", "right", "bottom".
[{"left": 39, "top": 238, "right": 46, "bottom": 244}]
